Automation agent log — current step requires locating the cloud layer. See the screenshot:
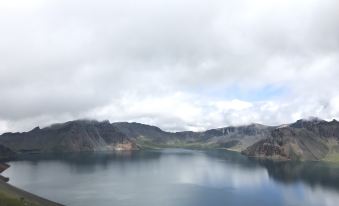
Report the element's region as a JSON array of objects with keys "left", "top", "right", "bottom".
[{"left": 0, "top": 0, "right": 339, "bottom": 133}]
